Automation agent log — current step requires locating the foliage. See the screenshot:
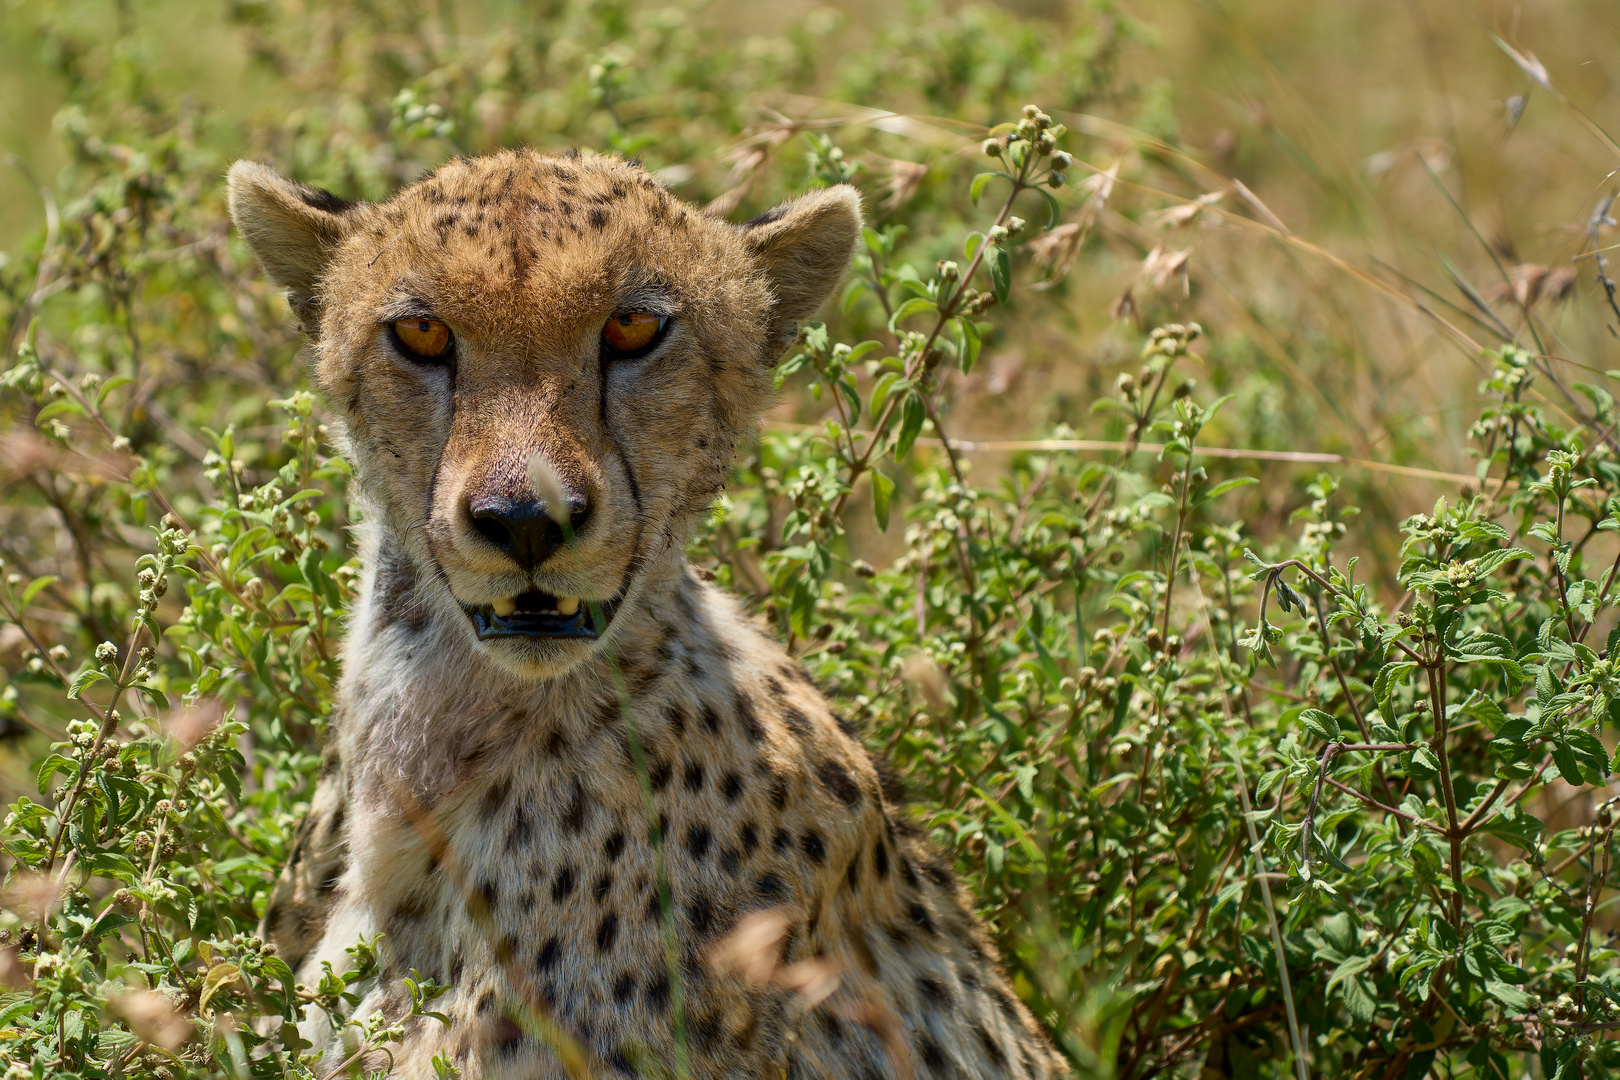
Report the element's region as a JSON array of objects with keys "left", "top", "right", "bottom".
[{"left": 3, "top": 2, "right": 1620, "bottom": 1079}]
